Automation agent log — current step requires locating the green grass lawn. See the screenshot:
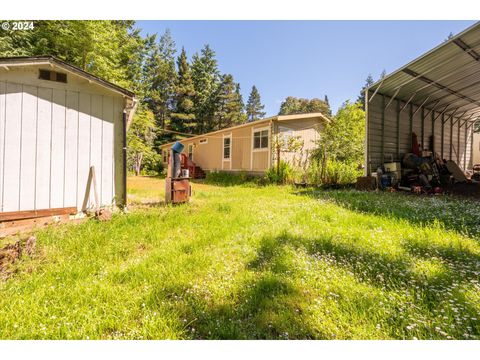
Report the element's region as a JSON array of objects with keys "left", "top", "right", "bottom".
[{"left": 0, "top": 176, "right": 479, "bottom": 339}]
